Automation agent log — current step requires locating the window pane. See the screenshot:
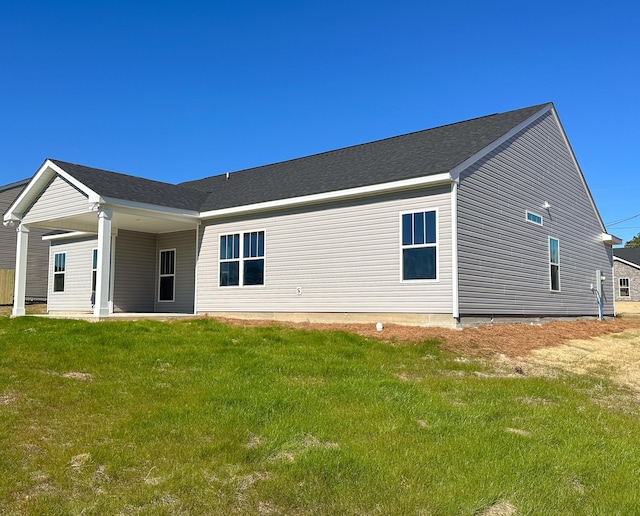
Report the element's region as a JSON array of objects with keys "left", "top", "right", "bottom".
[
  {"left": 227, "top": 236, "right": 234, "bottom": 260},
  {"left": 549, "top": 239, "right": 559, "bottom": 264},
  {"left": 402, "top": 214, "right": 412, "bottom": 246},
  {"left": 244, "top": 259, "right": 264, "bottom": 285},
  {"left": 159, "top": 276, "right": 174, "bottom": 300},
  {"left": 220, "top": 236, "right": 227, "bottom": 259},
  {"left": 413, "top": 212, "right": 425, "bottom": 245},
  {"left": 53, "top": 273, "right": 65, "bottom": 292},
  {"left": 244, "top": 233, "right": 250, "bottom": 258},
  {"left": 92, "top": 271, "right": 97, "bottom": 292},
  {"left": 257, "top": 231, "right": 264, "bottom": 257},
  {"left": 403, "top": 247, "right": 436, "bottom": 280},
  {"left": 425, "top": 211, "right": 436, "bottom": 244},
  {"left": 551, "top": 264, "right": 560, "bottom": 291},
  {"left": 233, "top": 235, "right": 240, "bottom": 259},
  {"left": 92, "top": 249, "right": 98, "bottom": 269},
  {"left": 220, "top": 261, "right": 240, "bottom": 286},
  {"left": 250, "top": 232, "right": 258, "bottom": 257}
]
